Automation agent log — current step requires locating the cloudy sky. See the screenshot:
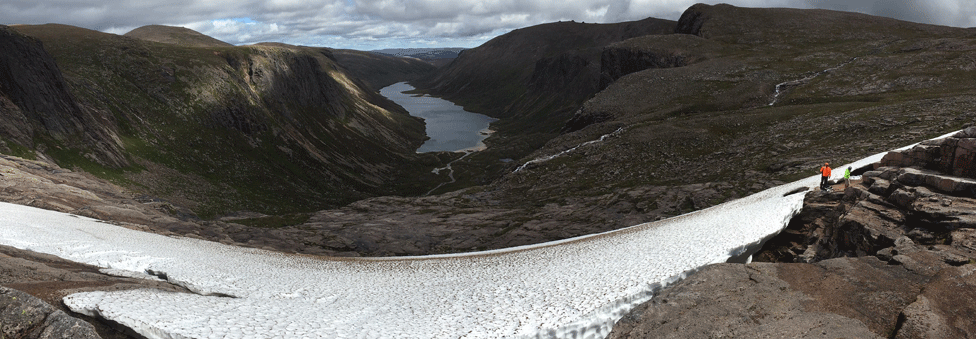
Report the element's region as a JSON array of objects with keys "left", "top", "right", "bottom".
[{"left": 2, "top": 0, "right": 974, "bottom": 51}]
